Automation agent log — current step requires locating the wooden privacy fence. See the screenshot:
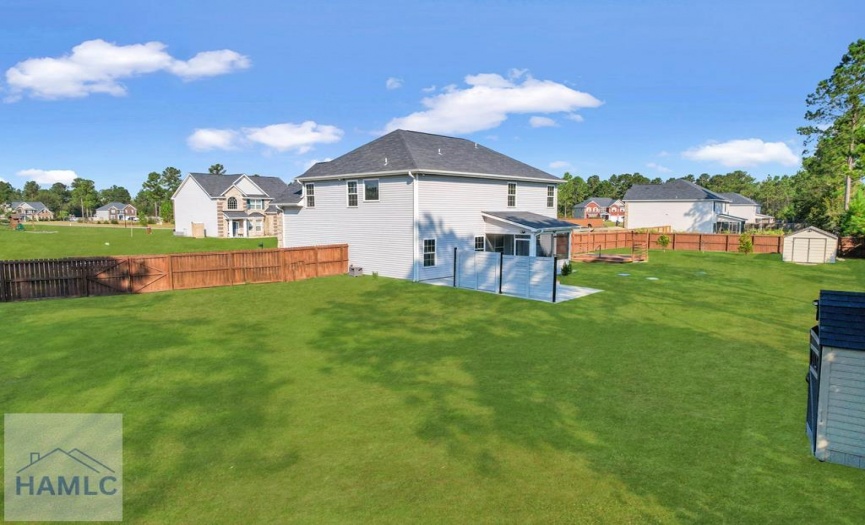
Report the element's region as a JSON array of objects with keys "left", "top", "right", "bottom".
[
  {"left": 572, "top": 231, "right": 784, "bottom": 255},
  {"left": 839, "top": 237, "right": 865, "bottom": 258},
  {"left": 0, "top": 244, "right": 348, "bottom": 303}
]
